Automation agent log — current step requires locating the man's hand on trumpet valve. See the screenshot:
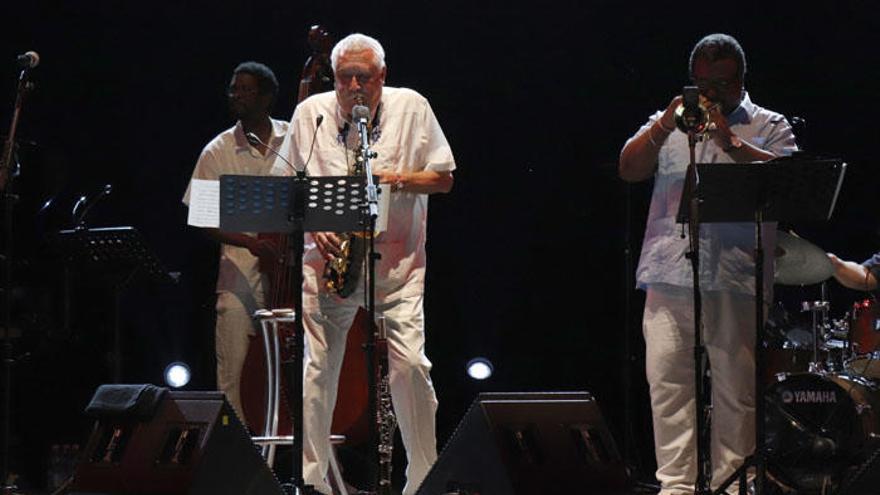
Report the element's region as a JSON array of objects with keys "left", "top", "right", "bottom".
[{"left": 699, "top": 94, "right": 740, "bottom": 151}]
